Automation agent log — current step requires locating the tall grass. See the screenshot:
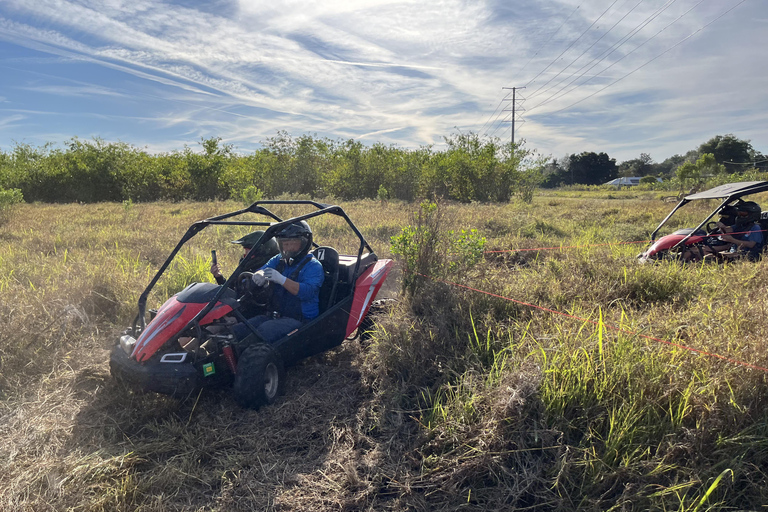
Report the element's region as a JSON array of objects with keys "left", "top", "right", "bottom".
[{"left": 2, "top": 196, "right": 768, "bottom": 510}]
